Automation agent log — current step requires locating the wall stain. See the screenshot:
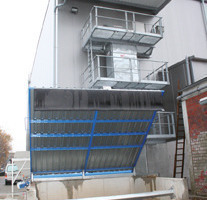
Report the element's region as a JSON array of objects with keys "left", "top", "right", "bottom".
[
  {"left": 63, "top": 180, "right": 84, "bottom": 199},
  {"left": 141, "top": 175, "right": 157, "bottom": 191},
  {"left": 34, "top": 182, "right": 40, "bottom": 200}
]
